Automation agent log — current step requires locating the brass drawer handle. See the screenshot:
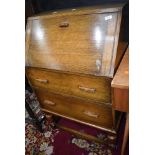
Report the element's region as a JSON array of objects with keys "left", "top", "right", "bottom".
[
  {"left": 44, "top": 100, "right": 56, "bottom": 106},
  {"left": 35, "top": 78, "right": 48, "bottom": 83},
  {"left": 83, "top": 111, "right": 99, "bottom": 118},
  {"left": 59, "top": 21, "right": 69, "bottom": 28},
  {"left": 78, "top": 86, "right": 96, "bottom": 93}
]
